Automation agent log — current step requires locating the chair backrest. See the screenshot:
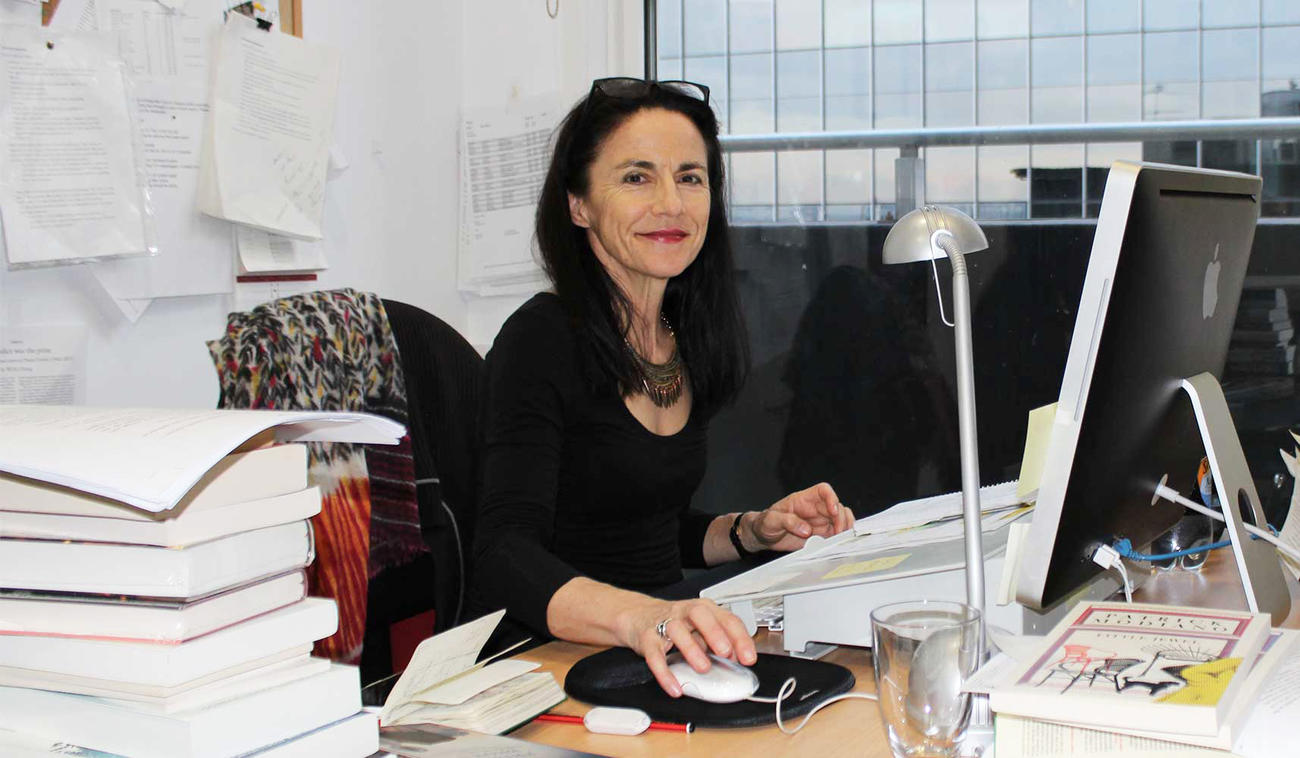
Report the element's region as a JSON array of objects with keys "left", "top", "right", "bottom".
[{"left": 382, "top": 299, "right": 484, "bottom": 632}]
